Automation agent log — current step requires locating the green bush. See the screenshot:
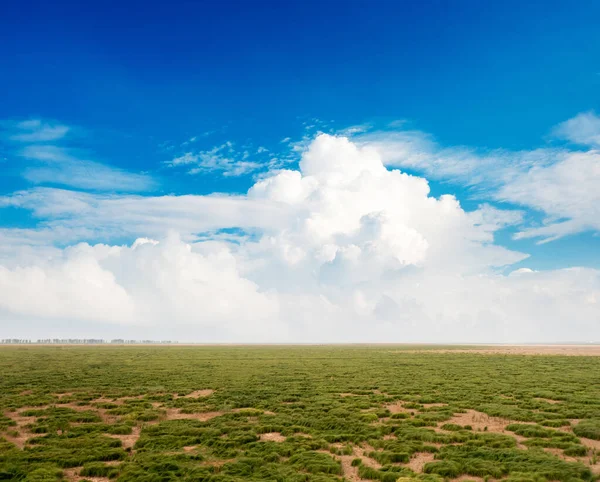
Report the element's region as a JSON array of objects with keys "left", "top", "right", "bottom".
[{"left": 573, "top": 419, "right": 600, "bottom": 440}]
